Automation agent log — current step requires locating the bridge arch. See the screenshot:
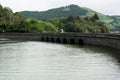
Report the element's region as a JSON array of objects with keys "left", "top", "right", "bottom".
[
  {"left": 50, "top": 37, "right": 54, "bottom": 42},
  {"left": 45, "top": 37, "right": 49, "bottom": 41},
  {"left": 56, "top": 38, "right": 61, "bottom": 43},
  {"left": 41, "top": 37, "right": 44, "bottom": 41},
  {"left": 79, "top": 39, "right": 84, "bottom": 45},
  {"left": 70, "top": 38, "right": 75, "bottom": 44},
  {"left": 62, "top": 38, "right": 68, "bottom": 43}
]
